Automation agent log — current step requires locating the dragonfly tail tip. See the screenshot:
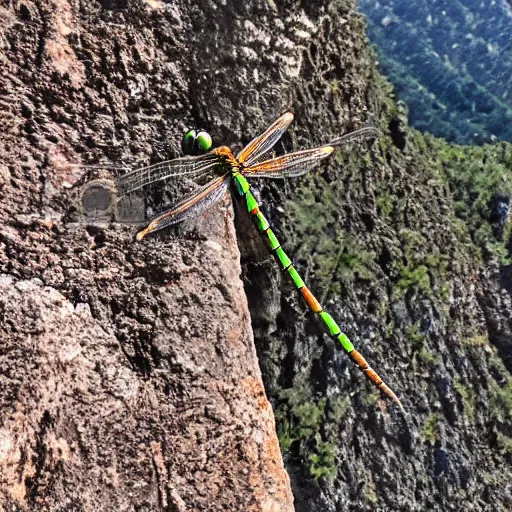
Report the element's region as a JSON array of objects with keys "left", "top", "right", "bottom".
[{"left": 396, "top": 400, "right": 407, "bottom": 416}]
